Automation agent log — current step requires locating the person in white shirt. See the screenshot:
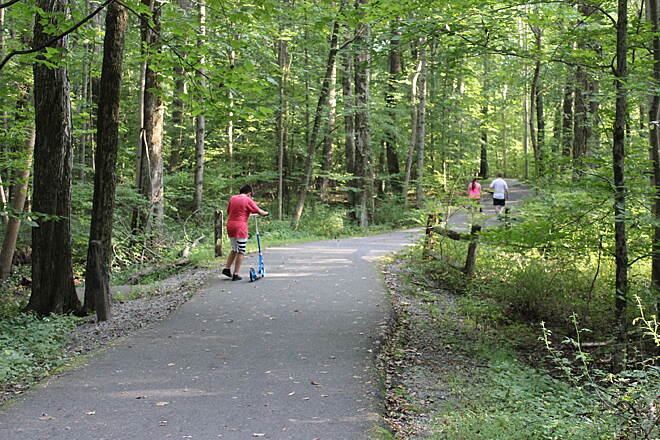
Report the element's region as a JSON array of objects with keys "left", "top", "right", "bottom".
[{"left": 489, "top": 173, "right": 509, "bottom": 215}]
